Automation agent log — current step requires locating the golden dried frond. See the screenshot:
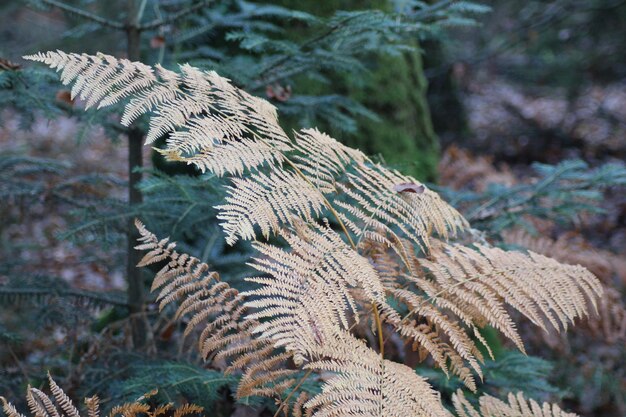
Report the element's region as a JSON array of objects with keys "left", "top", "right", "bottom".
[
  {"left": 84, "top": 398, "right": 99, "bottom": 417},
  {"left": 1, "top": 397, "right": 26, "bottom": 417},
  {"left": 2, "top": 376, "right": 203, "bottom": 417},
  {"left": 163, "top": 138, "right": 284, "bottom": 177},
  {"left": 244, "top": 222, "right": 386, "bottom": 363},
  {"left": 304, "top": 331, "right": 451, "bottom": 417},
  {"left": 336, "top": 163, "right": 468, "bottom": 253},
  {"left": 135, "top": 219, "right": 238, "bottom": 359},
  {"left": 145, "top": 64, "right": 290, "bottom": 146},
  {"left": 135, "top": 221, "right": 298, "bottom": 399},
  {"left": 24, "top": 51, "right": 158, "bottom": 111},
  {"left": 29, "top": 52, "right": 607, "bottom": 416},
  {"left": 109, "top": 403, "right": 151, "bottom": 417},
  {"left": 504, "top": 230, "right": 626, "bottom": 342},
  {"left": 426, "top": 242, "right": 602, "bottom": 332},
  {"left": 373, "top": 241, "right": 603, "bottom": 390},
  {"left": 25, "top": 52, "right": 291, "bottom": 176},
  {"left": 216, "top": 169, "right": 326, "bottom": 245},
  {"left": 382, "top": 296, "right": 484, "bottom": 391},
  {"left": 292, "top": 128, "right": 367, "bottom": 193},
  {"left": 47, "top": 375, "right": 80, "bottom": 417},
  {"left": 452, "top": 390, "right": 578, "bottom": 417}
]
